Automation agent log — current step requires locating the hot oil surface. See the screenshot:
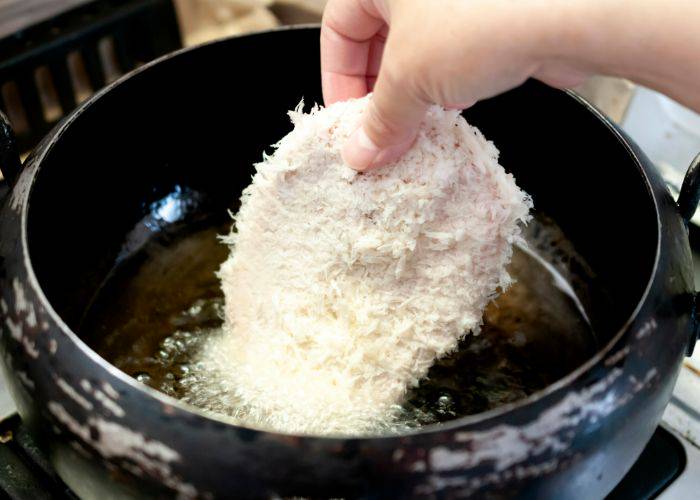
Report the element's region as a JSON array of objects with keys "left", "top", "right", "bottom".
[{"left": 81, "top": 218, "right": 598, "bottom": 430}]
